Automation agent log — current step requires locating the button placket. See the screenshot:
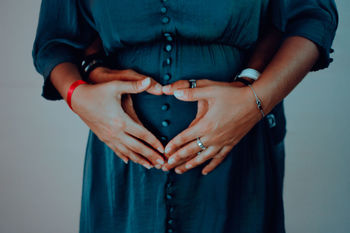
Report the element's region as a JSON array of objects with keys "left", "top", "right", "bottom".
[{"left": 160, "top": 1, "right": 176, "bottom": 232}]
